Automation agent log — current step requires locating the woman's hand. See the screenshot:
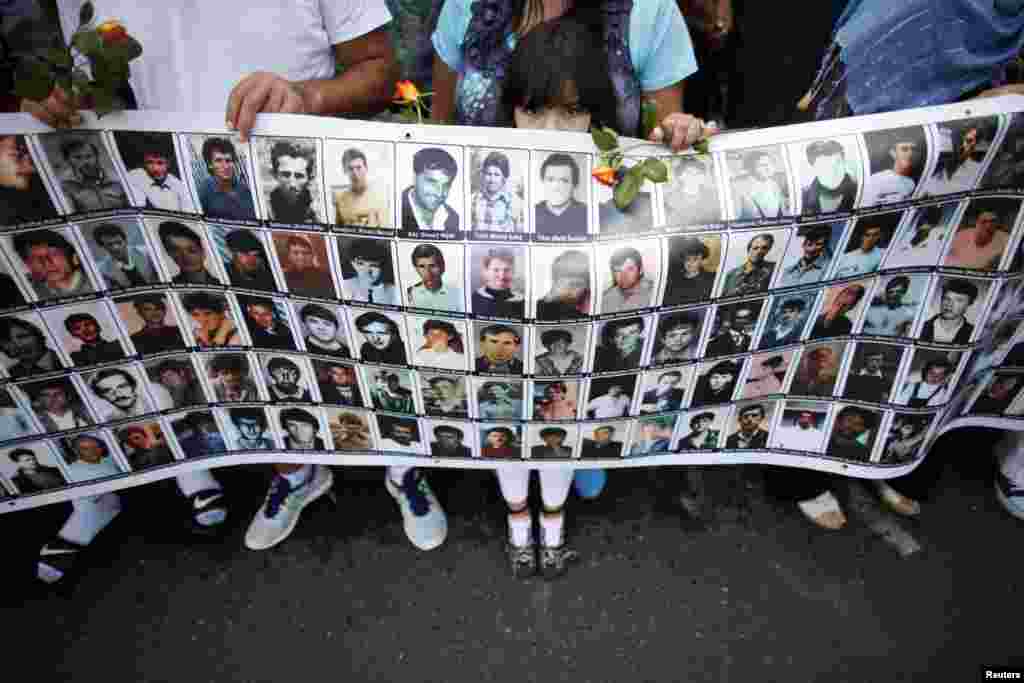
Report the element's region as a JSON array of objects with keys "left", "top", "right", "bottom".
[{"left": 648, "top": 112, "right": 719, "bottom": 152}]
